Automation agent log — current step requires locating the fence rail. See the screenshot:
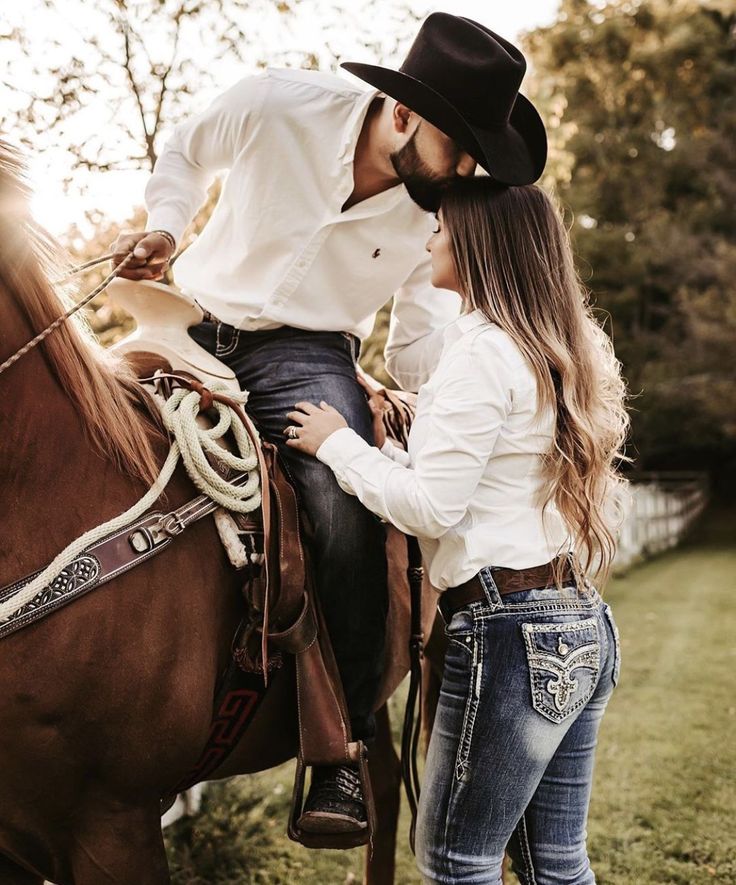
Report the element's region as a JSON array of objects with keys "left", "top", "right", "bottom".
[{"left": 614, "top": 472, "right": 709, "bottom": 570}]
